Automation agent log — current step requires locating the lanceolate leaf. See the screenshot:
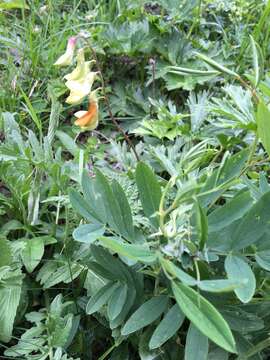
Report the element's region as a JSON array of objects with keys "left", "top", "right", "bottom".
[
  {"left": 172, "top": 282, "right": 236, "bottom": 353},
  {"left": 99, "top": 237, "right": 157, "bottom": 263},
  {"left": 107, "top": 283, "right": 128, "bottom": 320},
  {"left": 185, "top": 324, "right": 208, "bottom": 360},
  {"left": 121, "top": 296, "right": 168, "bottom": 335},
  {"left": 256, "top": 100, "right": 270, "bottom": 158},
  {"left": 225, "top": 255, "right": 256, "bottom": 303},
  {"left": 149, "top": 304, "right": 185, "bottom": 349},
  {"left": 86, "top": 282, "right": 118, "bottom": 315},
  {"left": 135, "top": 162, "right": 162, "bottom": 228}
]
